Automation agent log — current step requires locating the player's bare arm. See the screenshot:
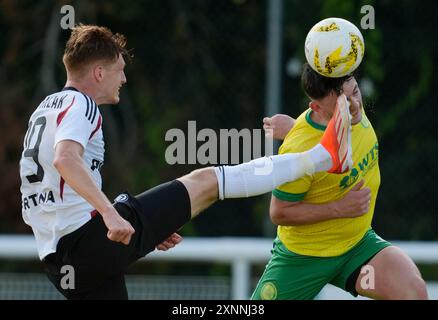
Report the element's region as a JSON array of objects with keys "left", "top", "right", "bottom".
[
  {"left": 54, "top": 140, "right": 135, "bottom": 245},
  {"left": 270, "top": 180, "right": 371, "bottom": 226}
]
